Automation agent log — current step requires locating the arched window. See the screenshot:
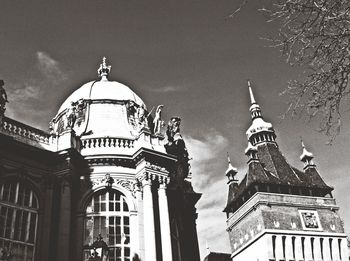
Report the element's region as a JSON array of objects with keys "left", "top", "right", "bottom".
[
  {"left": 83, "top": 189, "right": 130, "bottom": 261},
  {"left": 0, "top": 180, "right": 39, "bottom": 261}
]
